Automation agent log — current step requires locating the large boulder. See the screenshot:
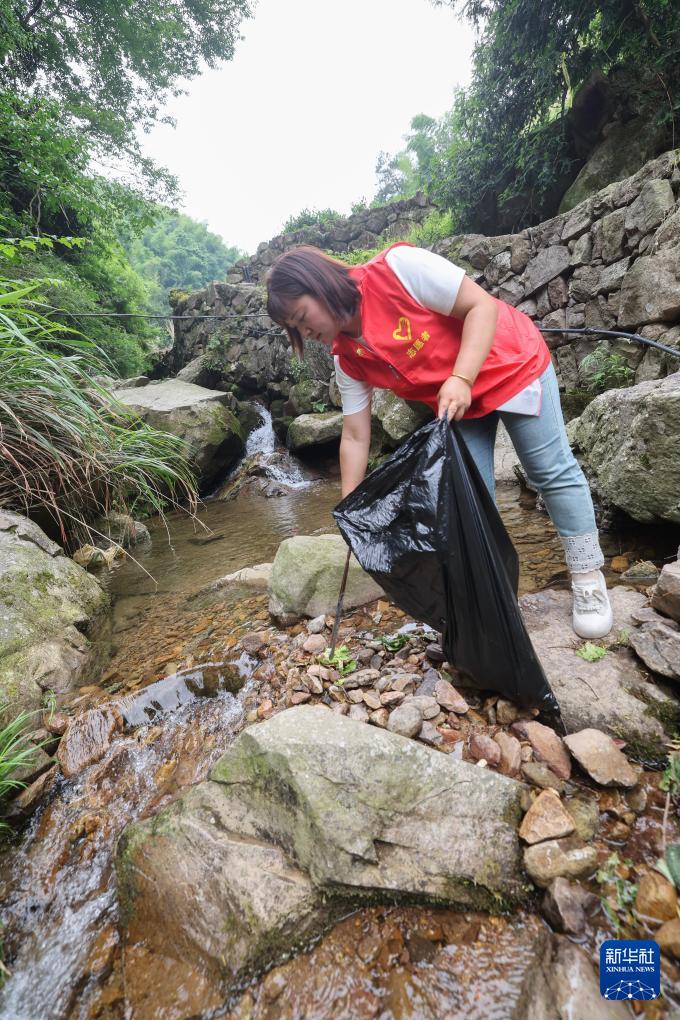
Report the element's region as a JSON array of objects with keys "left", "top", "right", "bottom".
[
  {"left": 116, "top": 706, "right": 530, "bottom": 1014},
  {"left": 0, "top": 511, "right": 109, "bottom": 715},
  {"left": 568, "top": 372, "right": 680, "bottom": 523},
  {"left": 268, "top": 533, "right": 383, "bottom": 621},
  {"left": 371, "top": 391, "right": 432, "bottom": 444},
  {"left": 286, "top": 410, "right": 343, "bottom": 450},
  {"left": 115, "top": 380, "right": 244, "bottom": 490},
  {"left": 520, "top": 586, "right": 678, "bottom": 761},
  {"left": 618, "top": 249, "right": 680, "bottom": 328}
]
